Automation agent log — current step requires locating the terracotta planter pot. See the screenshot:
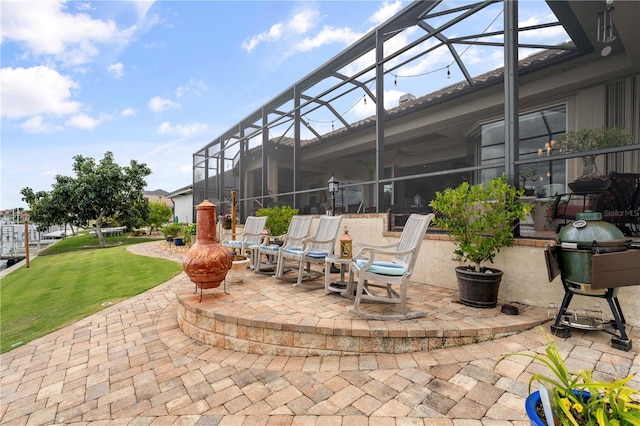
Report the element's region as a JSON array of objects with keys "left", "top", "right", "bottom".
[{"left": 455, "top": 266, "right": 503, "bottom": 308}]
